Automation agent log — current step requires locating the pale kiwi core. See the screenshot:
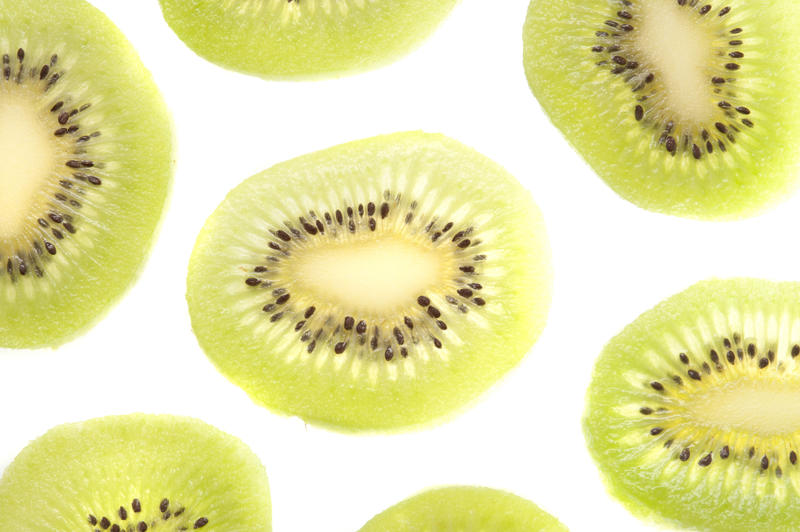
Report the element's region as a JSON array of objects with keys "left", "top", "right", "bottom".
[
  {"left": 685, "top": 378, "right": 800, "bottom": 436},
  {"left": 290, "top": 236, "right": 448, "bottom": 315},
  {"left": 634, "top": 0, "right": 714, "bottom": 125},
  {"left": 0, "top": 86, "right": 60, "bottom": 242}
]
